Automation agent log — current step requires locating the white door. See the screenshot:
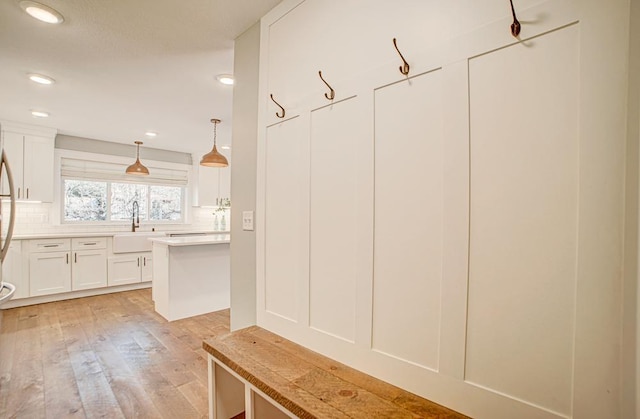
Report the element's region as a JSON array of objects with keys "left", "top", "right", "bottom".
[
  {"left": 1, "top": 132, "right": 24, "bottom": 198},
  {"left": 141, "top": 253, "right": 152, "bottom": 282},
  {"left": 23, "top": 135, "right": 54, "bottom": 202},
  {"left": 218, "top": 161, "right": 231, "bottom": 202},
  {"left": 197, "top": 165, "right": 221, "bottom": 207},
  {"left": 2, "top": 241, "right": 25, "bottom": 298},
  {"left": 29, "top": 251, "right": 71, "bottom": 296},
  {"left": 107, "top": 255, "right": 141, "bottom": 286},
  {"left": 72, "top": 249, "right": 107, "bottom": 290}
]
